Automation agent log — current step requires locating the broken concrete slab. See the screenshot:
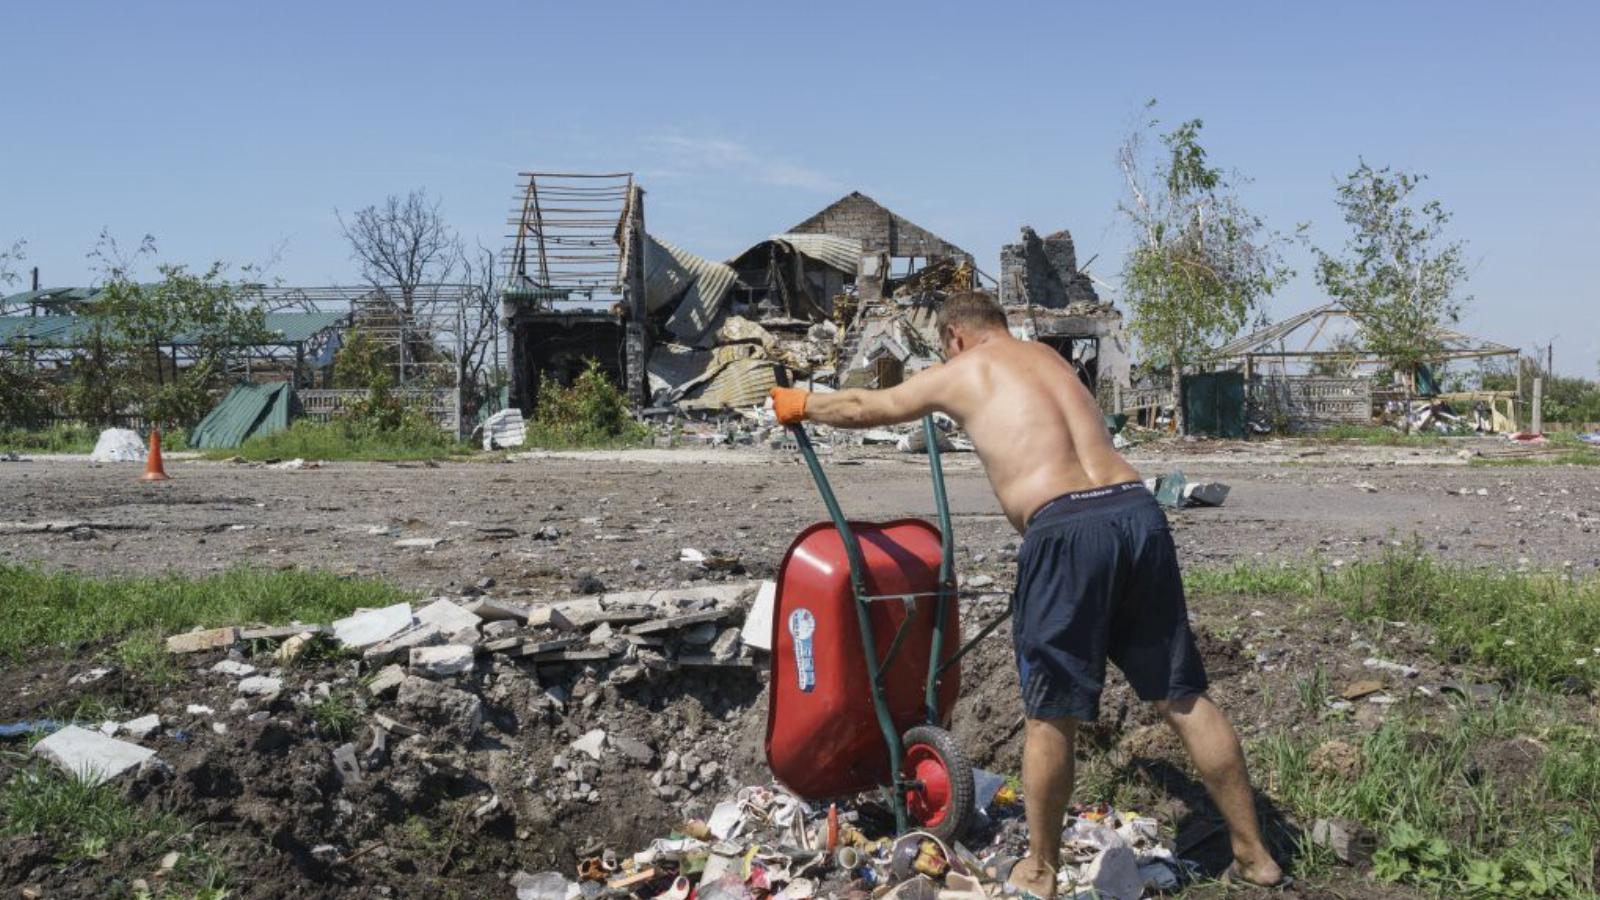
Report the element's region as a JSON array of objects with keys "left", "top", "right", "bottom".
[
  {"left": 237, "top": 676, "right": 283, "bottom": 696},
  {"left": 1182, "top": 481, "right": 1231, "bottom": 507},
  {"left": 365, "top": 664, "right": 406, "bottom": 698},
  {"left": 526, "top": 605, "right": 576, "bottom": 631},
  {"left": 600, "top": 583, "right": 757, "bottom": 613},
  {"left": 610, "top": 735, "right": 655, "bottom": 766},
  {"left": 625, "top": 608, "right": 735, "bottom": 636},
  {"left": 409, "top": 644, "right": 475, "bottom": 677},
  {"left": 361, "top": 624, "right": 443, "bottom": 666},
  {"left": 166, "top": 626, "right": 239, "bottom": 654},
  {"left": 739, "top": 580, "right": 777, "bottom": 652},
  {"left": 528, "top": 648, "right": 614, "bottom": 664},
  {"left": 676, "top": 654, "right": 756, "bottom": 668},
  {"left": 514, "top": 637, "right": 584, "bottom": 657},
  {"left": 332, "top": 603, "right": 414, "bottom": 650},
  {"left": 239, "top": 624, "right": 326, "bottom": 641},
  {"left": 463, "top": 597, "right": 532, "bottom": 624},
  {"left": 414, "top": 598, "right": 482, "bottom": 635},
  {"left": 33, "top": 725, "right": 156, "bottom": 784}
]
